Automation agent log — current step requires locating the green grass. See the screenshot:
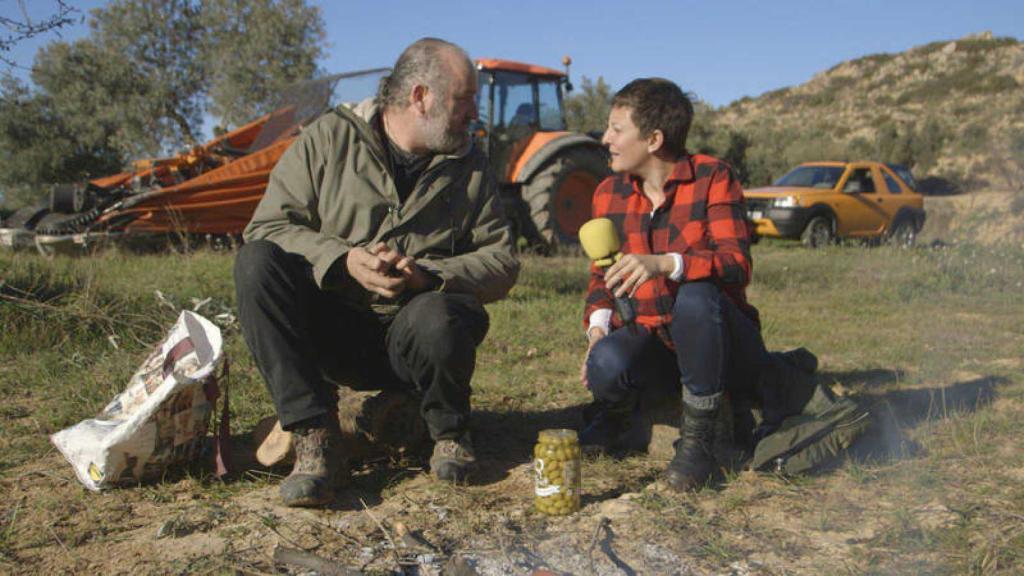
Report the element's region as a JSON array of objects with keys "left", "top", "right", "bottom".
[{"left": 1, "top": 240, "right": 1023, "bottom": 573}]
